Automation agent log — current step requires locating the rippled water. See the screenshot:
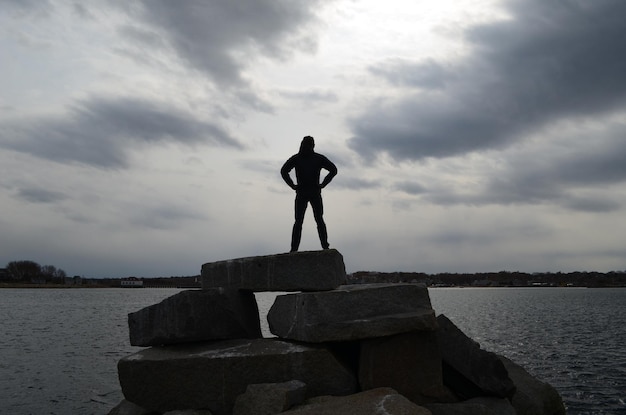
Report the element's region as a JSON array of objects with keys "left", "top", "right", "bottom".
[
  {"left": 0, "top": 288, "right": 184, "bottom": 414},
  {"left": 0, "top": 287, "right": 624, "bottom": 414},
  {"left": 428, "top": 287, "right": 626, "bottom": 415}
]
